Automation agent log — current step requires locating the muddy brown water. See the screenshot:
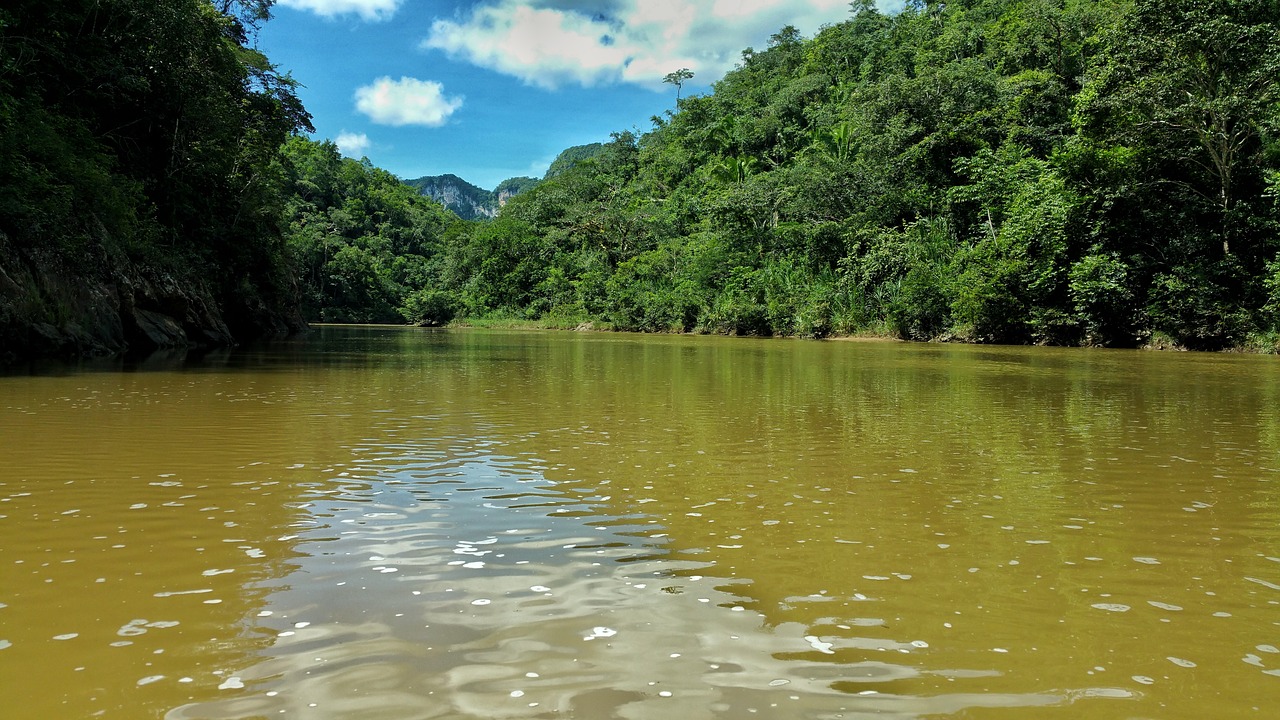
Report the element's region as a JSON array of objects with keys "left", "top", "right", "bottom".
[{"left": 2, "top": 326, "right": 1278, "bottom": 719}]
